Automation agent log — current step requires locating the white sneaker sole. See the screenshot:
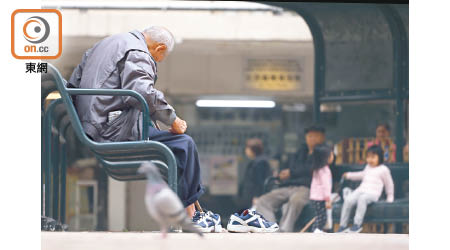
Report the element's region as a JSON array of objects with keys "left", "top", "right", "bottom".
[
  {"left": 196, "top": 224, "right": 222, "bottom": 233},
  {"left": 227, "top": 224, "right": 279, "bottom": 233},
  {"left": 348, "top": 228, "right": 362, "bottom": 233}
]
